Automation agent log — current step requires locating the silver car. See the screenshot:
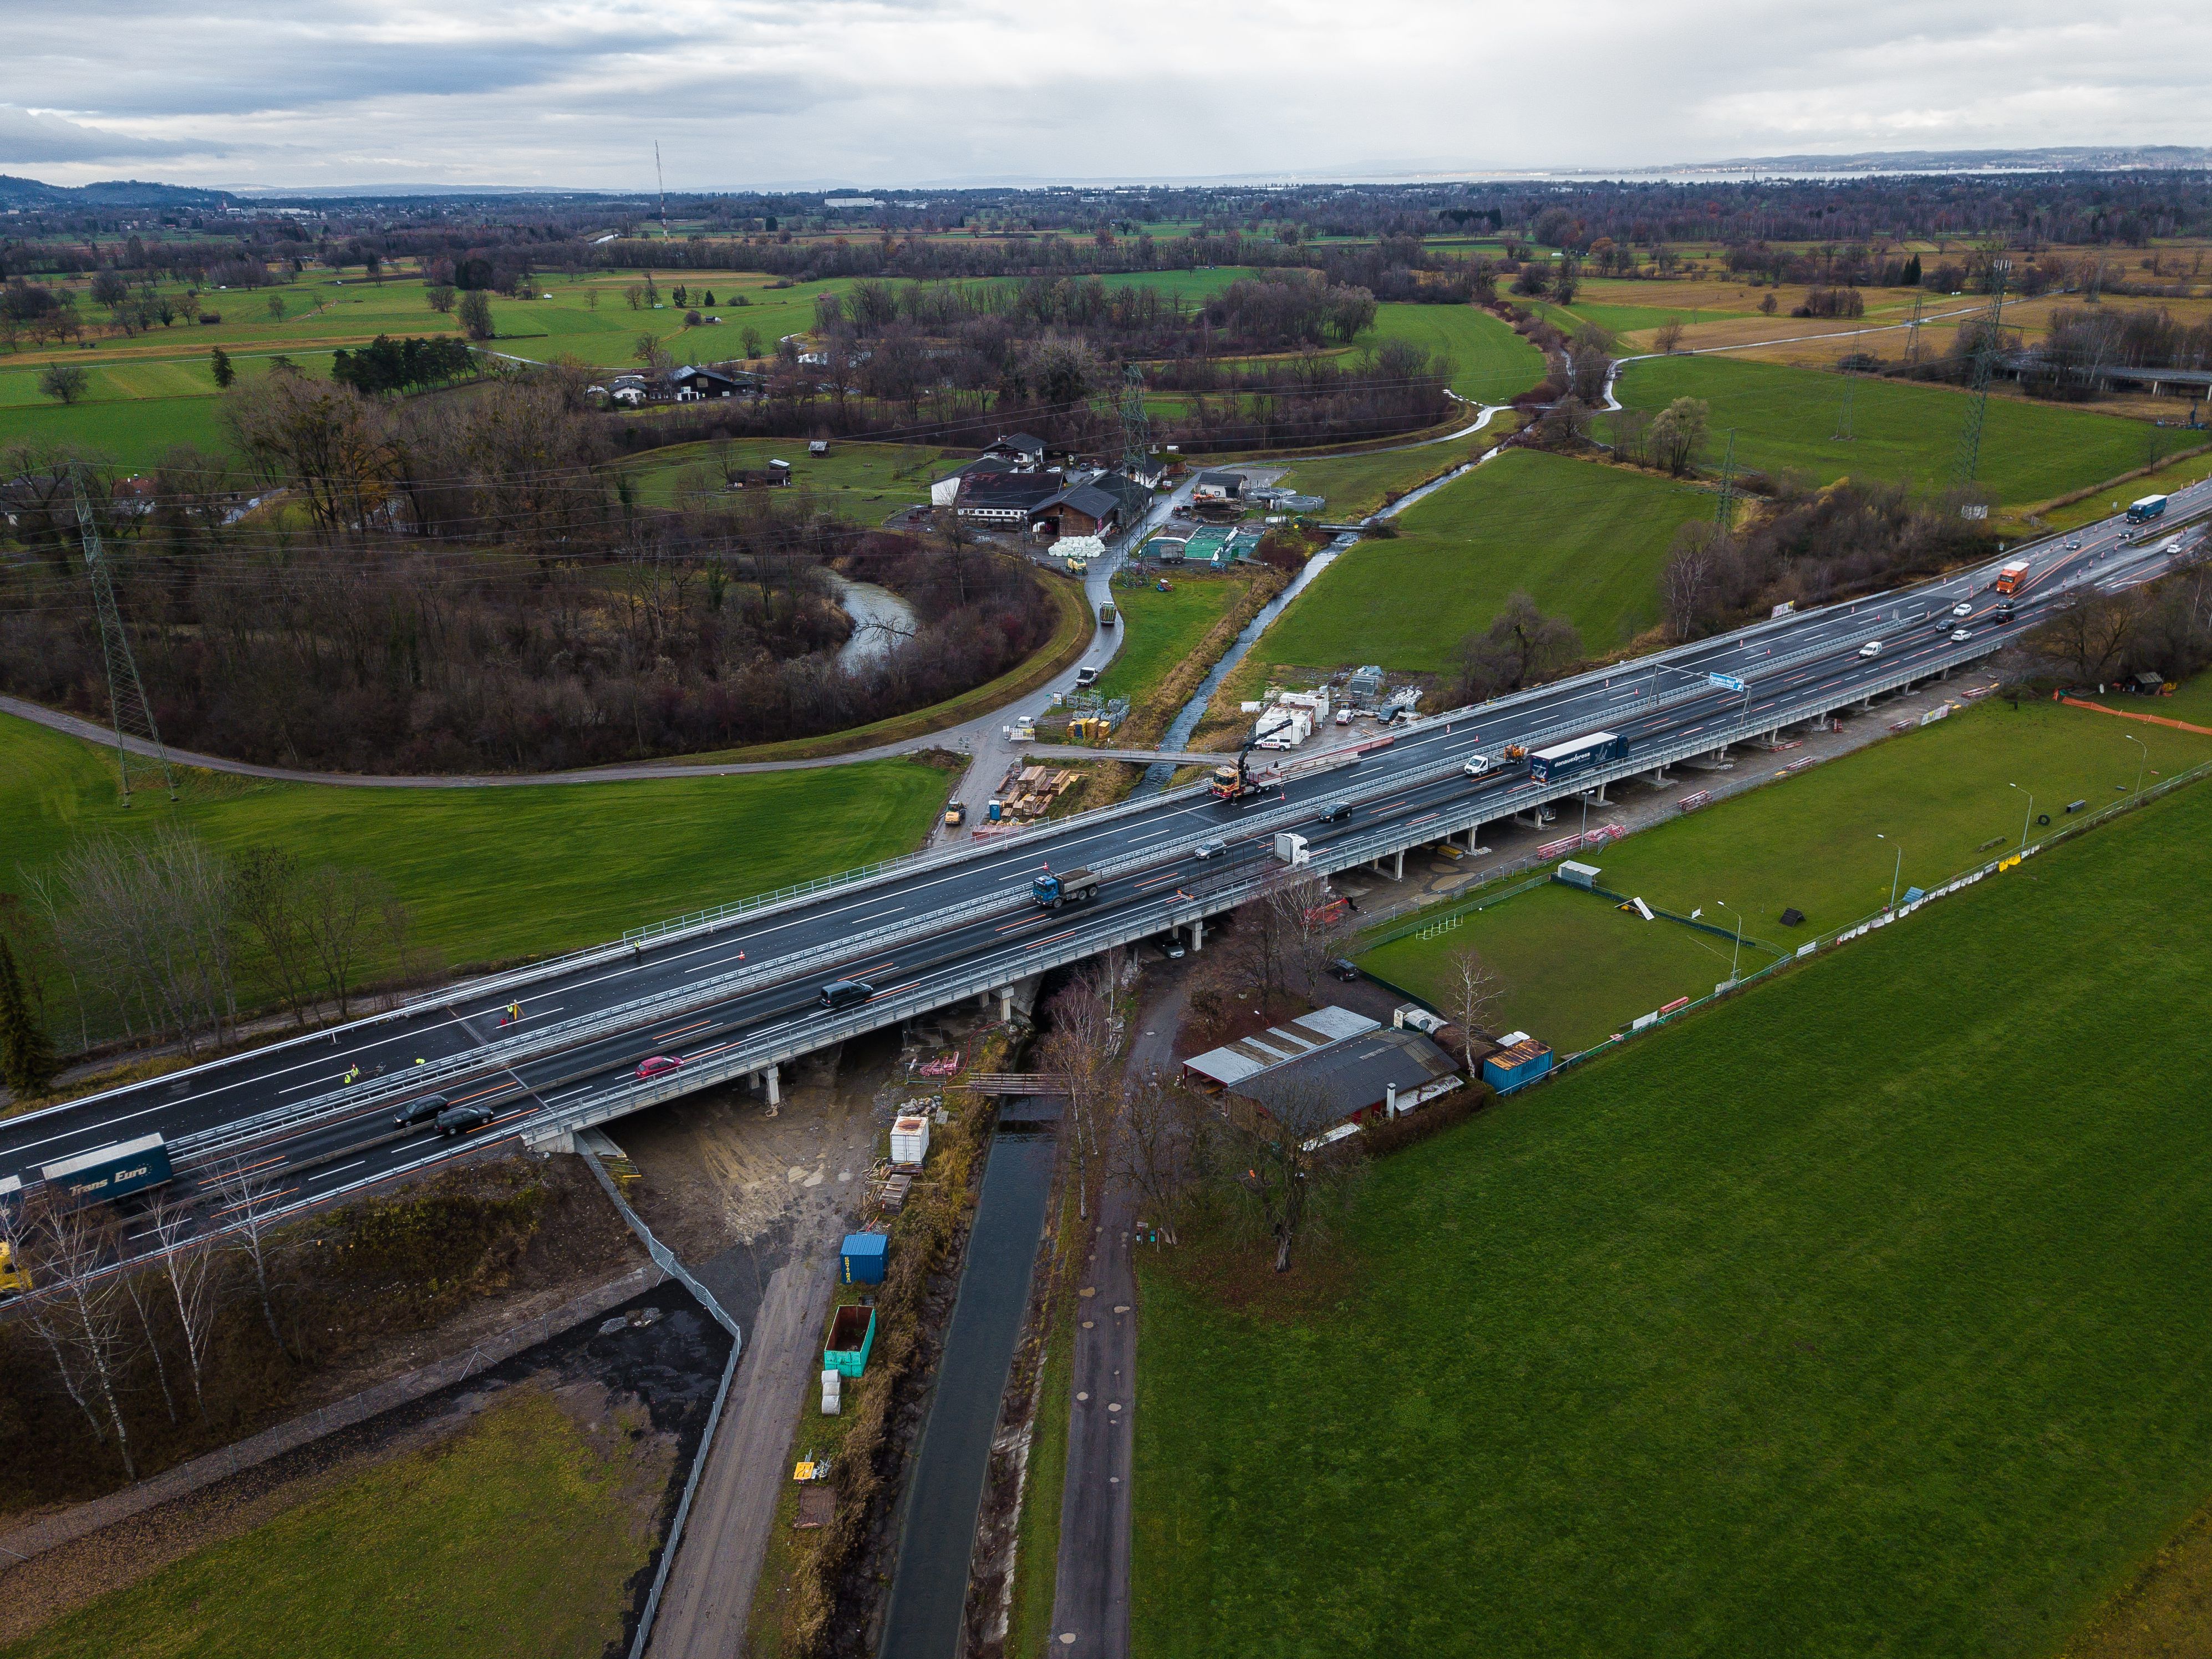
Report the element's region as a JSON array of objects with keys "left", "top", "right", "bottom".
[{"left": 1192, "top": 838, "right": 1228, "bottom": 860}]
